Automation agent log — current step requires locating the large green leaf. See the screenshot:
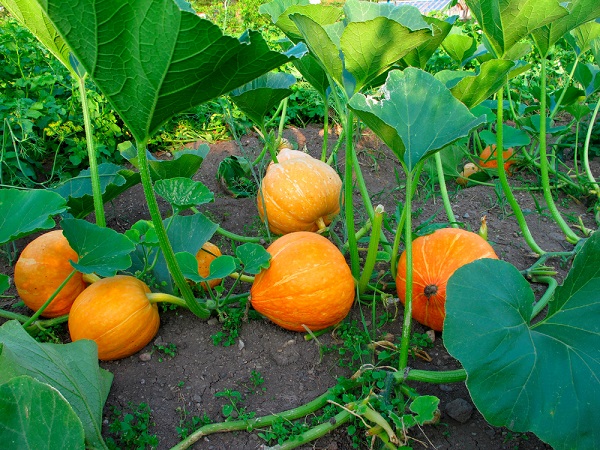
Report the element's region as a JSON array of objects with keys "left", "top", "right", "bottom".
[
  {"left": 290, "top": 0, "right": 433, "bottom": 95},
  {"left": 259, "top": 0, "right": 342, "bottom": 42},
  {"left": 465, "top": 0, "right": 569, "bottom": 57},
  {"left": 0, "top": 320, "right": 113, "bottom": 449},
  {"left": 52, "top": 163, "right": 139, "bottom": 219},
  {"left": 531, "top": 0, "right": 600, "bottom": 56},
  {"left": 230, "top": 72, "right": 296, "bottom": 126},
  {"left": 0, "top": 375, "right": 85, "bottom": 449},
  {"left": 1, "top": 0, "right": 75, "bottom": 75},
  {"left": 154, "top": 177, "right": 214, "bottom": 213},
  {"left": 120, "top": 142, "right": 209, "bottom": 180},
  {"left": 62, "top": 218, "right": 136, "bottom": 277},
  {"left": 402, "top": 16, "right": 455, "bottom": 69},
  {"left": 449, "top": 59, "right": 516, "bottom": 109},
  {"left": 442, "top": 31, "right": 478, "bottom": 66},
  {"left": 348, "top": 68, "right": 486, "bottom": 171},
  {"left": 0, "top": 189, "right": 66, "bottom": 244},
  {"left": 35, "top": 0, "right": 306, "bottom": 142},
  {"left": 444, "top": 232, "right": 600, "bottom": 450}
]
